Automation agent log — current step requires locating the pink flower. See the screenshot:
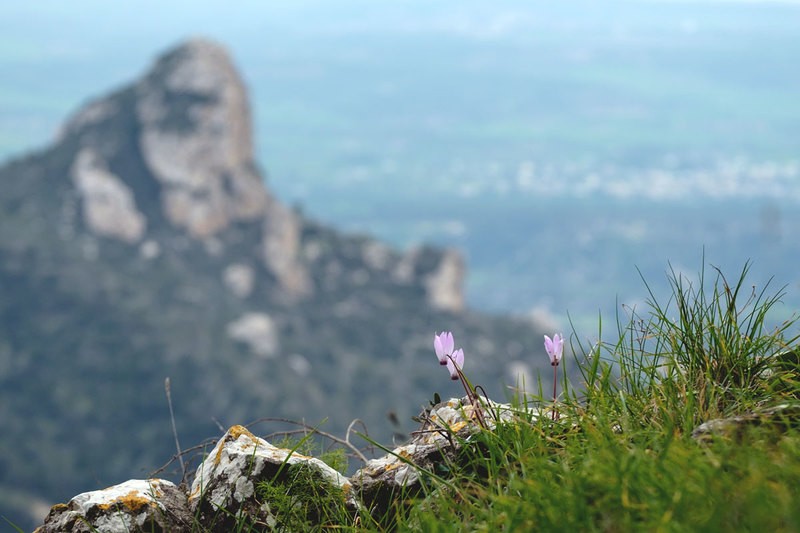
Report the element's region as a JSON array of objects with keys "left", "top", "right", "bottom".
[
  {"left": 446, "top": 348, "right": 464, "bottom": 380},
  {"left": 544, "top": 333, "right": 564, "bottom": 366},
  {"left": 434, "top": 331, "right": 455, "bottom": 366}
]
